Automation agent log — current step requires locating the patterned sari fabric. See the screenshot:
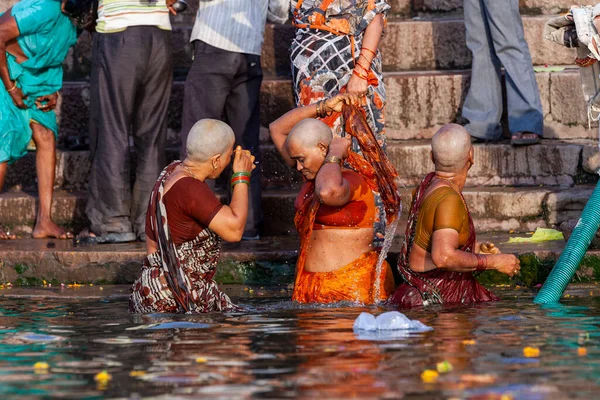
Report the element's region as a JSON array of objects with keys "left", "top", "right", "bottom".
[
  {"left": 291, "top": 0, "right": 390, "bottom": 239},
  {"left": 293, "top": 105, "right": 400, "bottom": 304},
  {"left": 390, "top": 173, "right": 499, "bottom": 308},
  {"left": 129, "top": 162, "right": 238, "bottom": 314}
]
